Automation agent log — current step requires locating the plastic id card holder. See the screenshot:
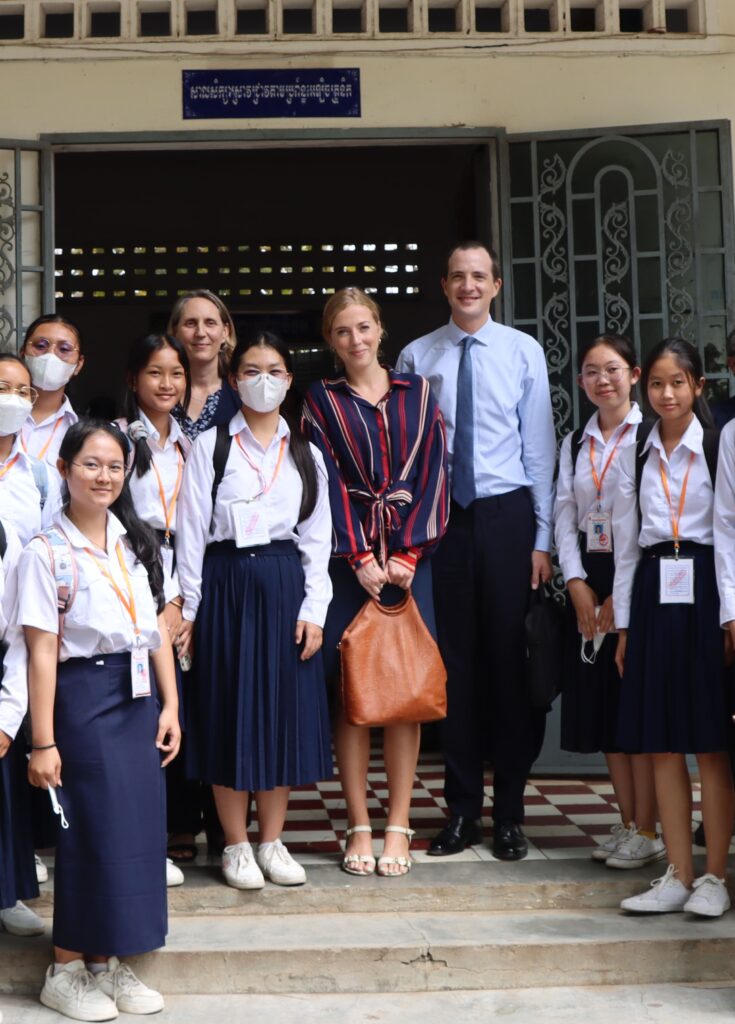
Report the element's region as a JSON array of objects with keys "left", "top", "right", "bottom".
[
  {"left": 586, "top": 511, "right": 613, "bottom": 553},
  {"left": 659, "top": 557, "right": 695, "bottom": 604},
  {"left": 231, "top": 500, "right": 271, "bottom": 548},
  {"left": 131, "top": 646, "right": 152, "bottom": 698},
  {"left": 161, "top": 545, "right": 174, "bottom": 580}
]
